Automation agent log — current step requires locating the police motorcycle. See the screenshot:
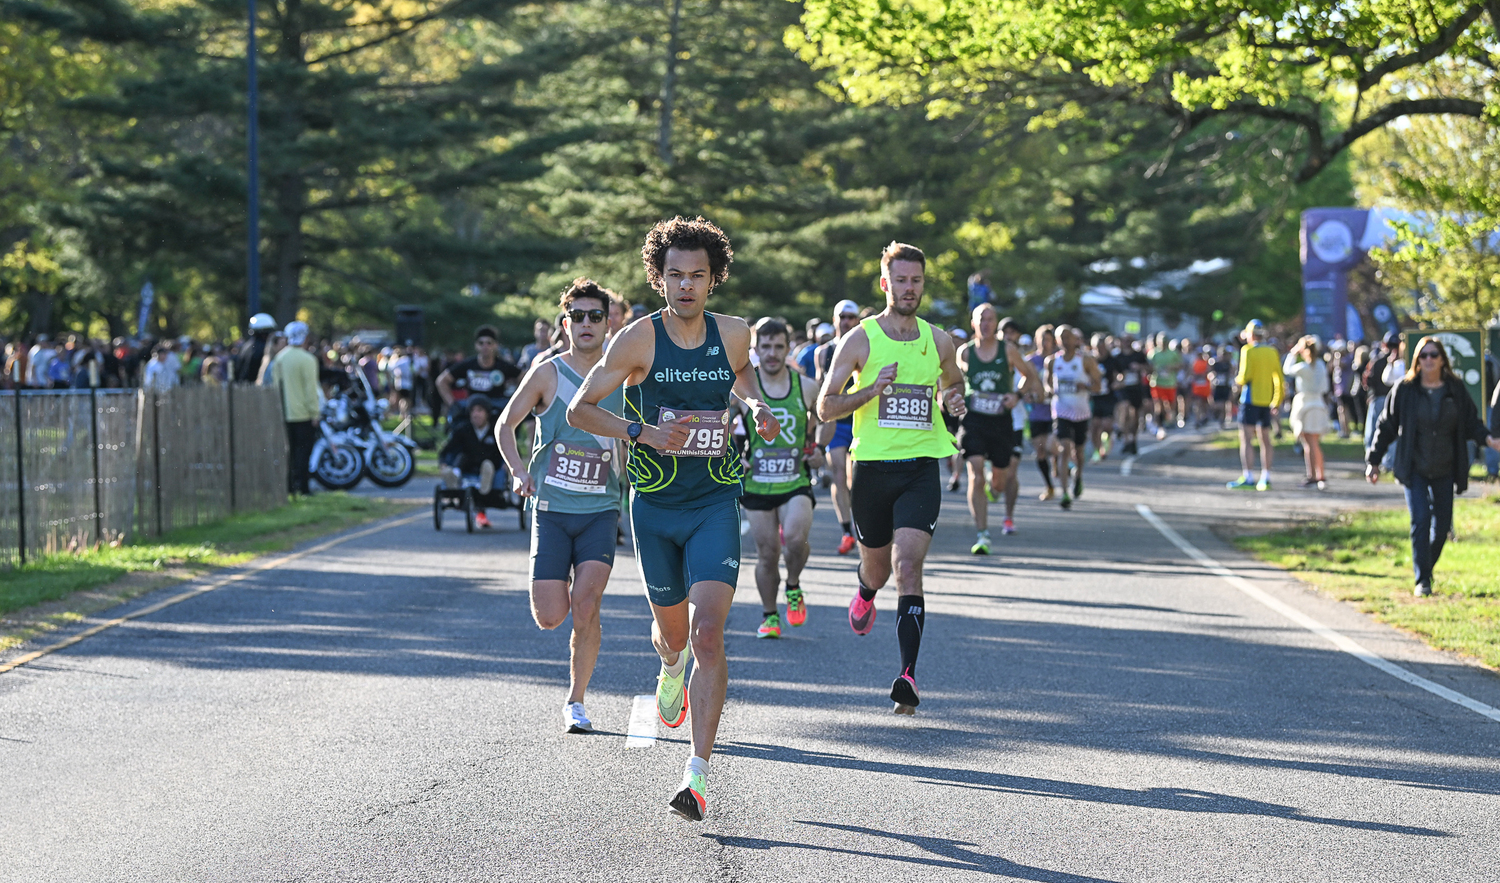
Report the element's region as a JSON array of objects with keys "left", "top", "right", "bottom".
[{"left": 311, "top": 368, "right": 418, "bottom": 489}]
